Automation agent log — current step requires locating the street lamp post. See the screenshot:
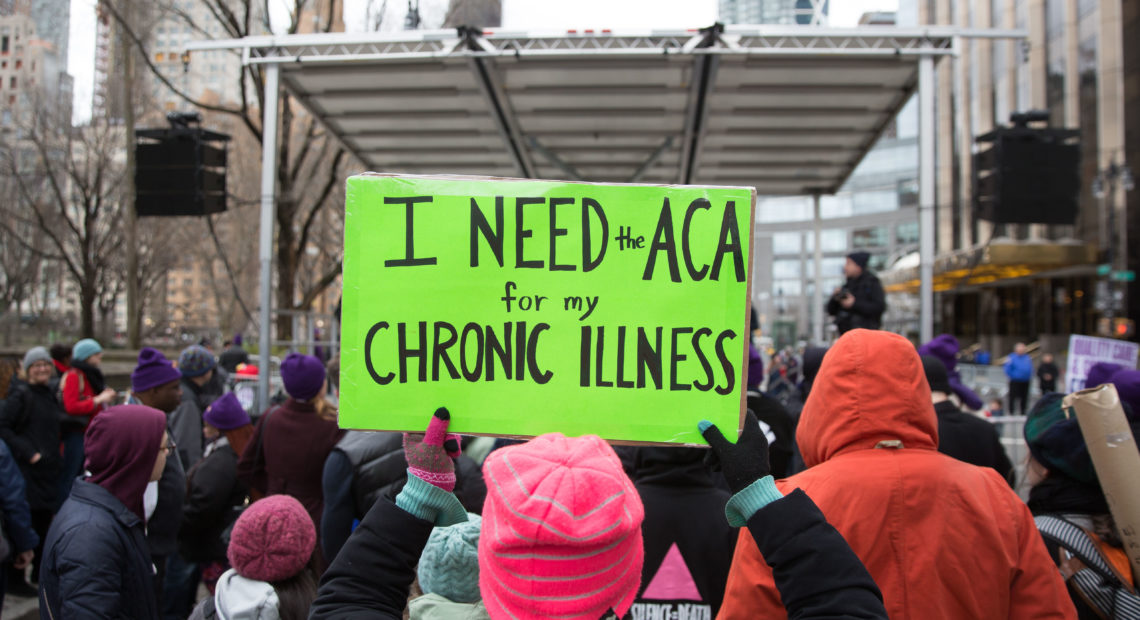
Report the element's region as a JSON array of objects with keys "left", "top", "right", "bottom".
[{"left": 1092, "top": 162, "right": 1135, "bottom": 325}]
